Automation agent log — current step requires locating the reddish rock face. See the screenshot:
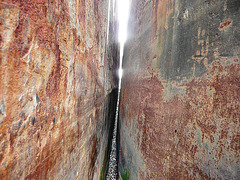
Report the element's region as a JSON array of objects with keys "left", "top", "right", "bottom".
[
  {"left": 119, "top": 0, "right": 240, "bottom": 179},
  {"left": 0, "top": 0, "right": 118, "bottom": 179}
]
